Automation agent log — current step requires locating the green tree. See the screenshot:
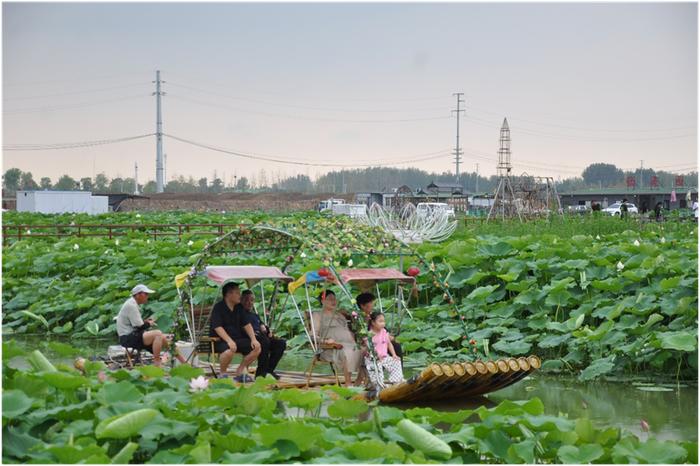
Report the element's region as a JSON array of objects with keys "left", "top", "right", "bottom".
[
  {"left": 3, "top": 168, "right": 22, "bottom": 194},
  {"left": 142, "top": 181, "right": 157, "bottom": 194},
  {"left": 109, "top": 177, "right": 125, "bottom": 193},
  {"left": 40, "top": 177, "right": 52, "bottom": 190},
  {"left": 235, "top": 176, "right": 249, "bottom": 191},
  {"left": 19, "top": 171, "right": 39, "bottom": 190},
  {"left": 94, "top": 173, "right": 109, "bottom": 191},
  {"left": 198, "top": 177, "right": 208, "bottom": 193},
  {"left": 54, "top": 175, "right": 79, "bottom": 190},
  {"left": 80, "top": 177, "right": 93, "bottom": 191},
  {"left": 582, "top": 163, "right": 624, "bottom": 187},
  {"left": 211, "top": 177, "right": 224, "bottom": 193}
]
